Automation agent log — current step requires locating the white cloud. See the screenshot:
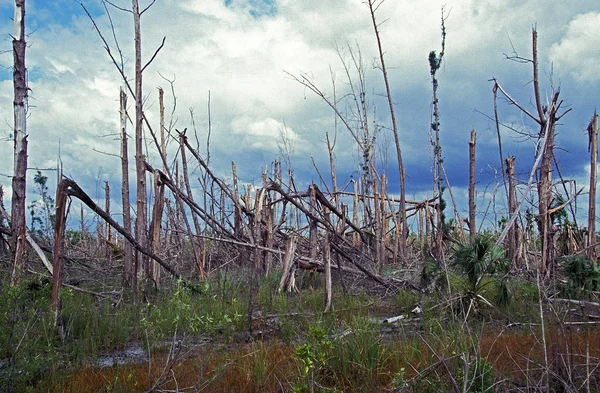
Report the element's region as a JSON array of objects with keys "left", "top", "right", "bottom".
[
  {"left": 550, "top": 12, "right": 600, "bottom": 83},
  {"left": 0, "top": 0, "right": 599, "bottom": 221}
]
